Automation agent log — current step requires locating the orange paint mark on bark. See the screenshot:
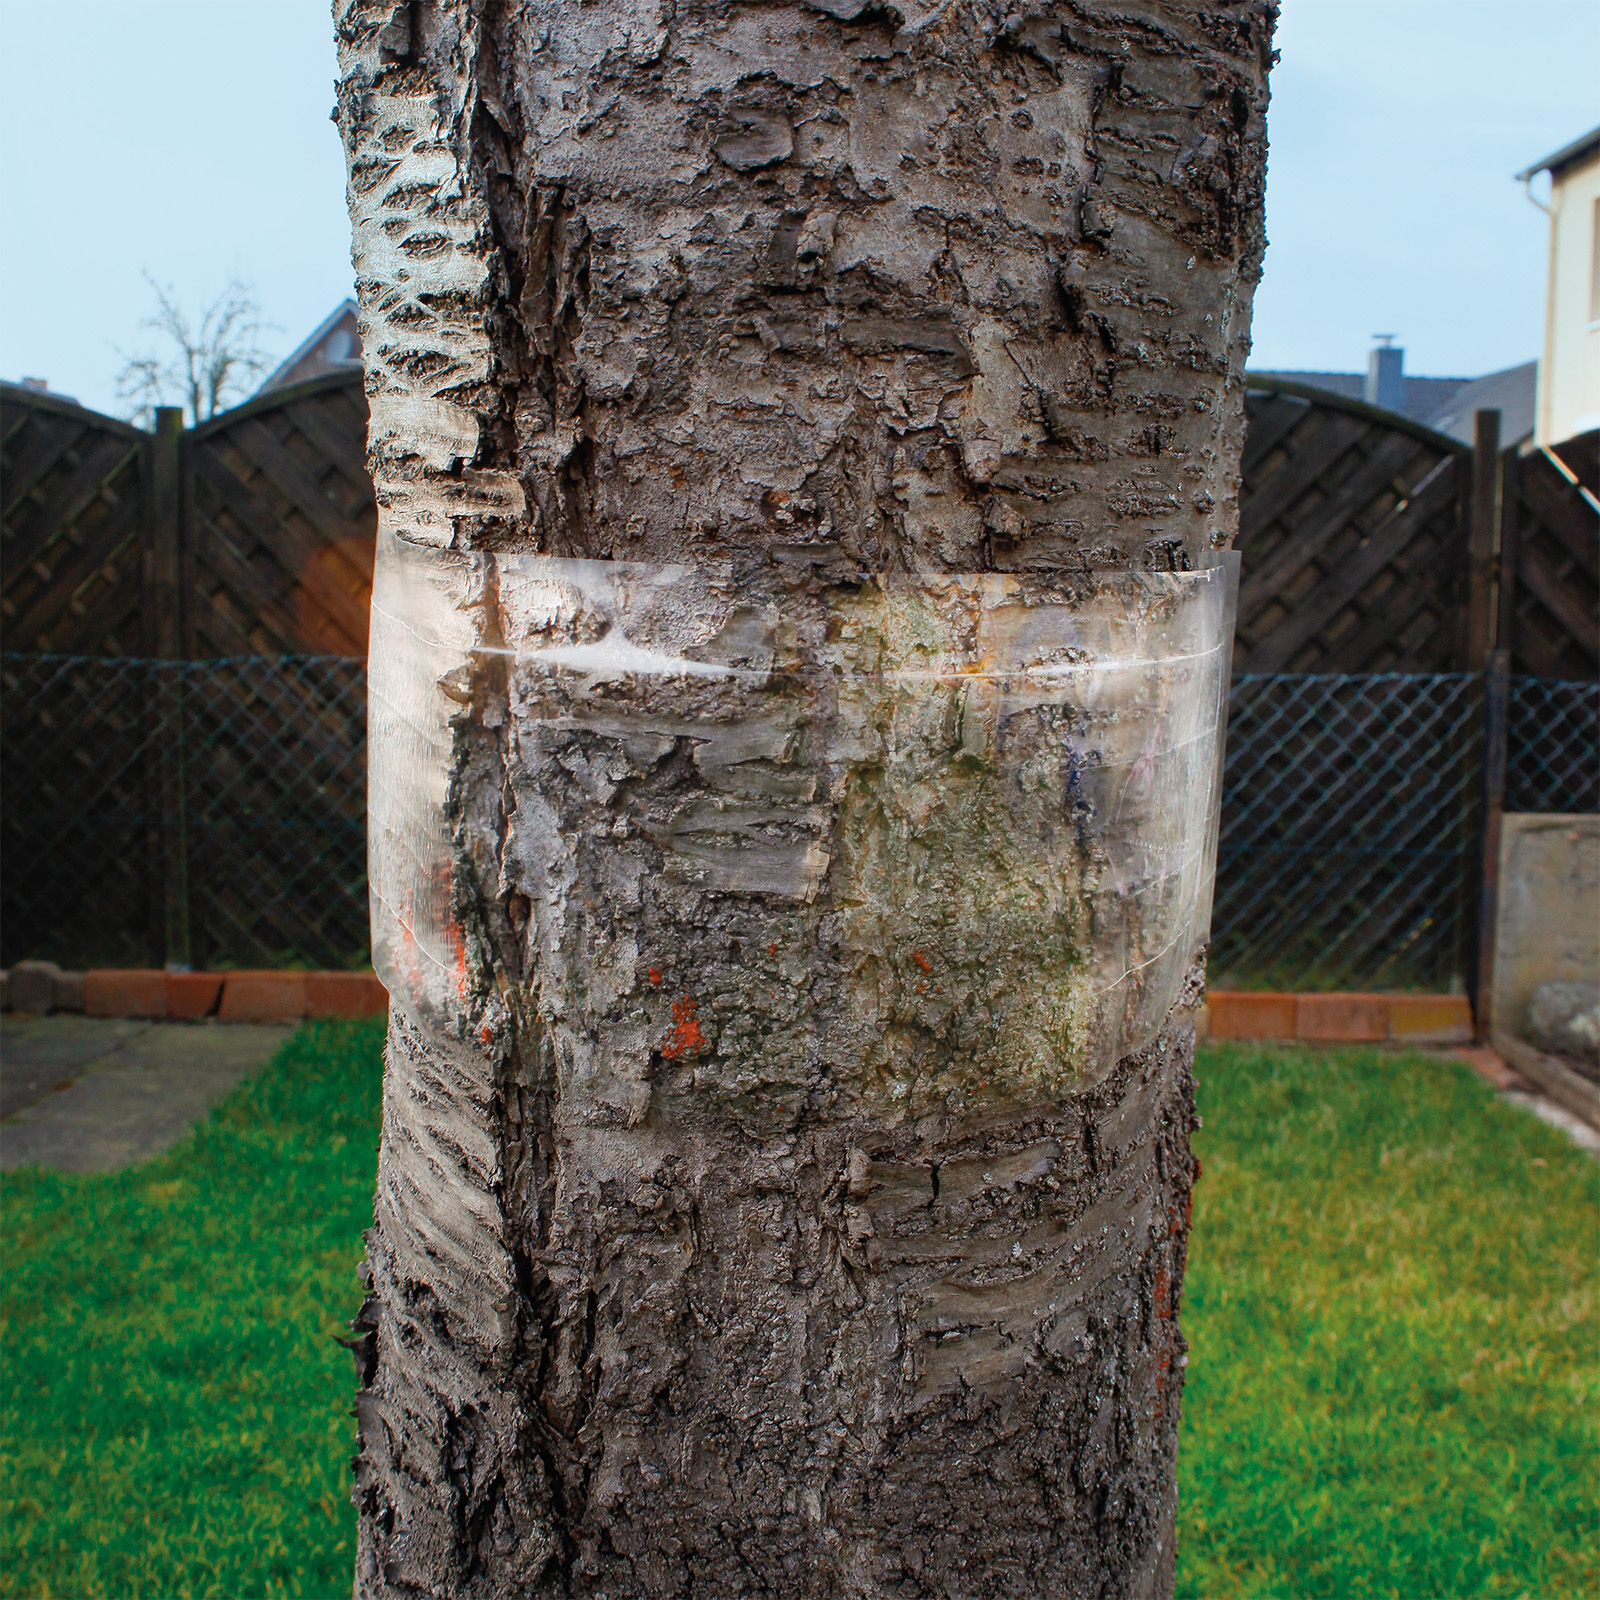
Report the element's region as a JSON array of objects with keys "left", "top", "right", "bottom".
[
  {"left": 648, "top": 968, "right": 663, "bottom": 985},
  {"left": 480, "top": 1024, "right": 493, "bottom": 1045},
  {"left": 912, "top": 950, "right": 932, "bottom": 974},
  {"left": 660, "top": 995, "right": 705, "bottom": 1060},
  {"left": 445, "top": 916, "right": 468, "bottom": 1000},
  {"left": 768, "top": 943, "right": 778, "bottom": 956}
]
